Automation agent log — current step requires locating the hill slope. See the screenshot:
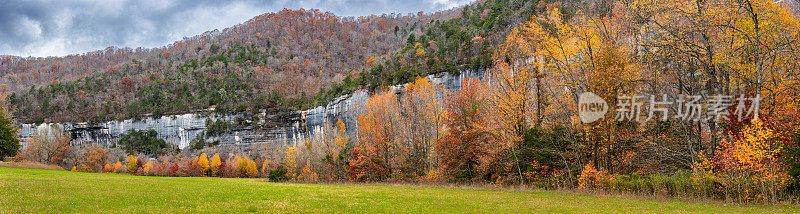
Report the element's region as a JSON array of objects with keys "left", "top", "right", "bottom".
[
  {"left": 1, "top": 8, "right": 457, "bottom": 123},
  {"left": 2, "top": 0, "right": 555, "bottom": 124}
]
